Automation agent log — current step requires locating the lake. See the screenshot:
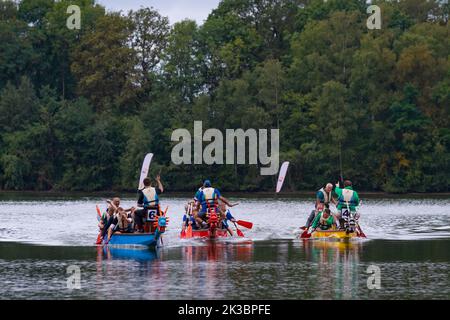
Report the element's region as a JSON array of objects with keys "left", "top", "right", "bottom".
[{"left": 0, "top": 194, "right": 449, "bottom": 300}]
